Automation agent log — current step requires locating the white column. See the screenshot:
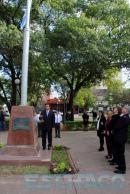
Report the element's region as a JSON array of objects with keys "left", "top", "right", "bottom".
[{"left": 21, "top": 0, "right": 32, "bottom": 105}]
